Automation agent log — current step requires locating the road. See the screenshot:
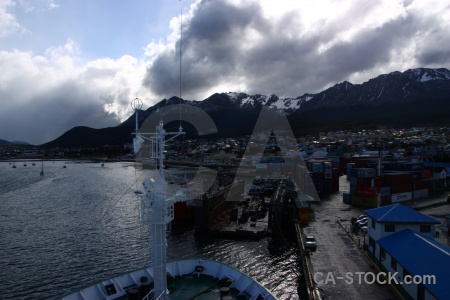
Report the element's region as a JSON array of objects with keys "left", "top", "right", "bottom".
[{"left": 303, "top": 176, "right": 400, "bottom": 300}]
